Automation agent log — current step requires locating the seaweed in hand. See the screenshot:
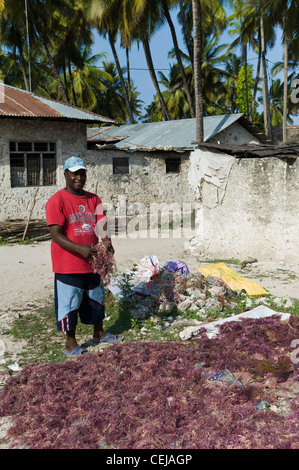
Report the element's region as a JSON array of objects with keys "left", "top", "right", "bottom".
[{"left": 90, "top": 242, "right": 116, "bottom": 284}]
